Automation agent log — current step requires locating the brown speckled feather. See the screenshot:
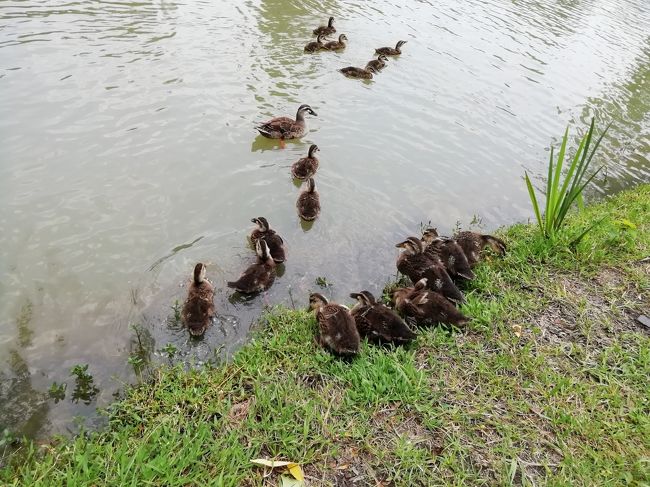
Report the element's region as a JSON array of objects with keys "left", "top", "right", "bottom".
[
  {"left": 317, "top": 304, "right": 360, "bottom": 355},
  {"left": 182, "top": 280, "right": 215, "bottom": 336},
  {"left": 351, "top": 299, "right": 415, "bottom": 344}
]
